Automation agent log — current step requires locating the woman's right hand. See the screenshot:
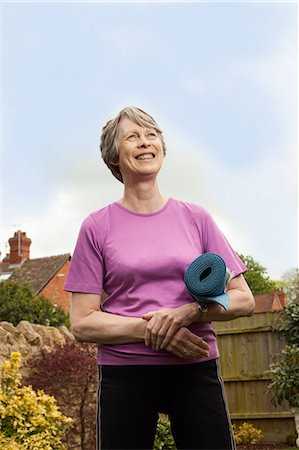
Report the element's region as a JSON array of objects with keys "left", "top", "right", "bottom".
[{"left": 164, "top": 327, "right": 210, "bottom": 359}]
